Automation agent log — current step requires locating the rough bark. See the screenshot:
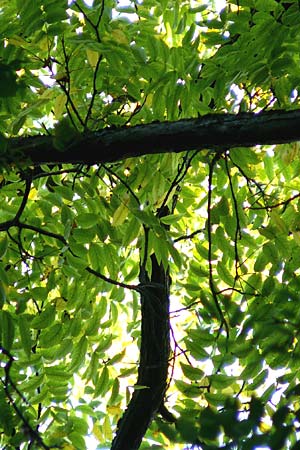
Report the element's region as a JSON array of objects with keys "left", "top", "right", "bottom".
[{"left": 7, "top": 109, "right": 300, "bottom": 166}]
